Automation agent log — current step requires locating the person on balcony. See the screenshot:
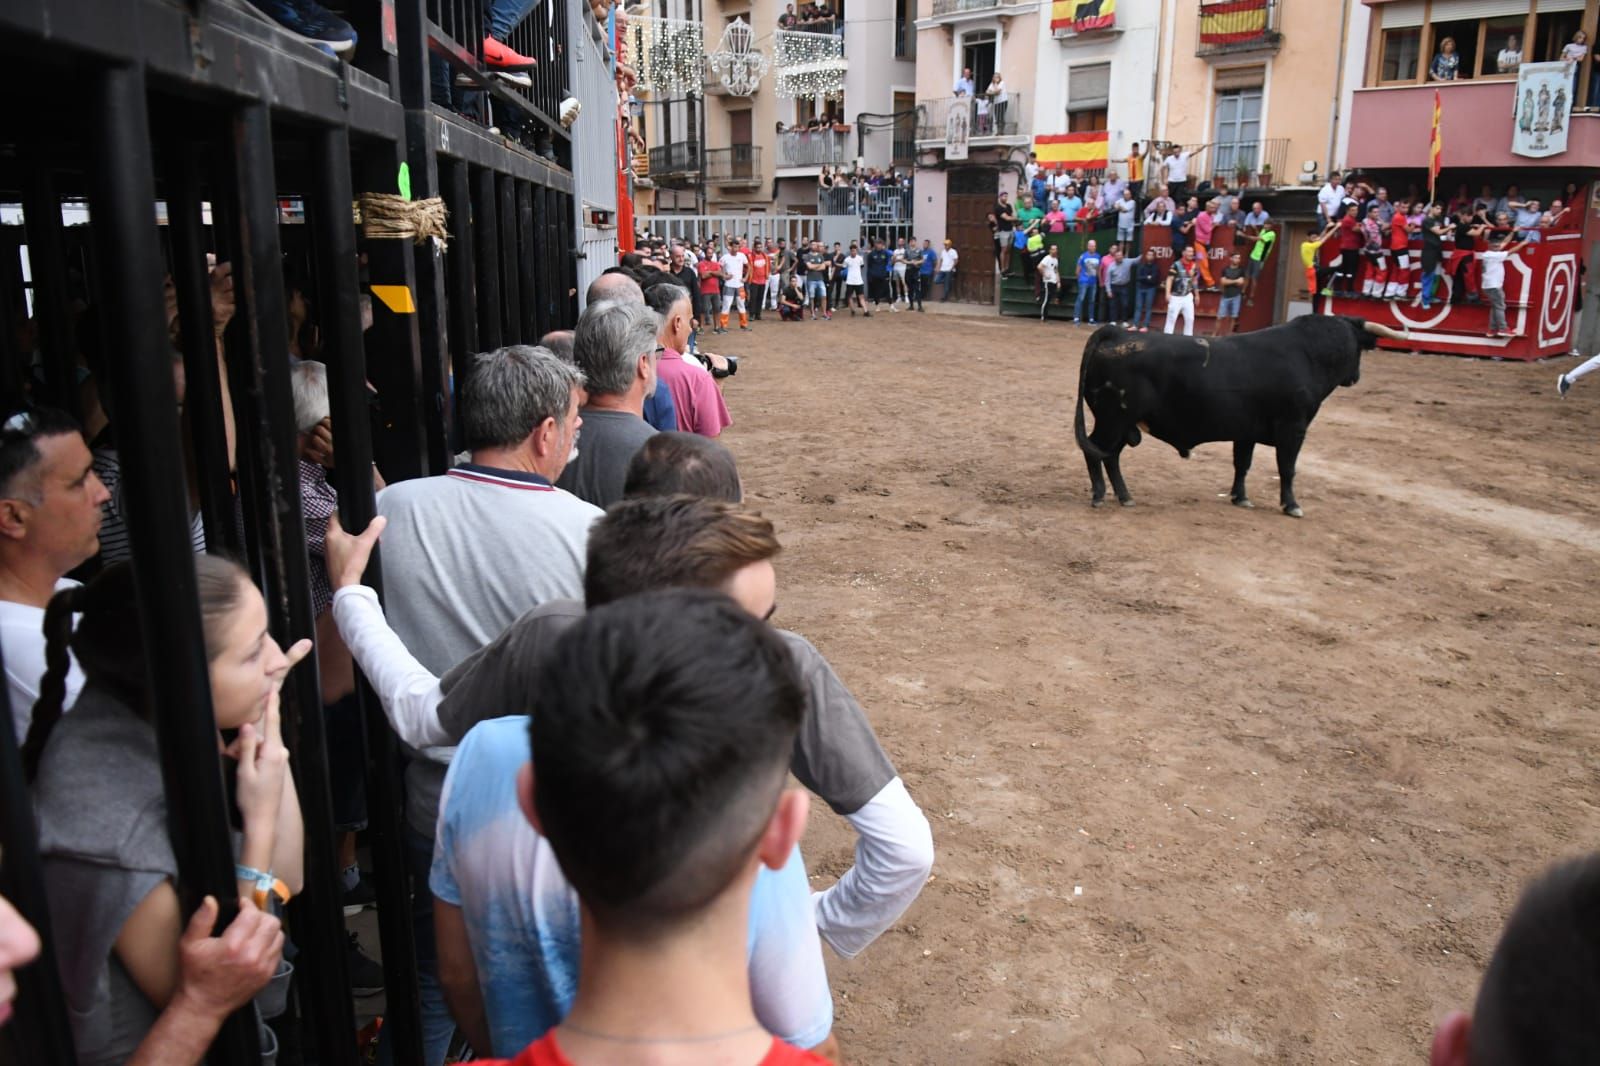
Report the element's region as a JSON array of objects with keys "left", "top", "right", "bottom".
[
  {"left": 954, "top": 66, "right": 975, "bottom": 98},
  {"left": 1429, "top": 36, "right": 1459, "bottom": 82},
  {"left": 974, "top": 93, "right": 992, "bottom": 136},
  {"left": 986, "top": 73, "right": 1009, "bottom": 134},
  {"left": 779, "top": 2, "right": 798, "bottom": 28},
  {"left": 1496, "top": 34, "right": 1522, "bottom": 74},
  {"left": 1561, "top": 30, "right": 1590, "bottom": 110}
]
